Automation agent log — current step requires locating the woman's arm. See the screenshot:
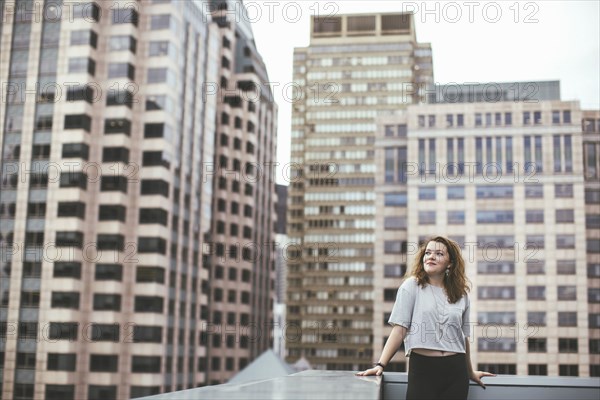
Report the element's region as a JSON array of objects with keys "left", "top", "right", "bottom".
[
  {"left": 465, "top": 339, "right": 496, "bottom": 388},
  {"left": 356, "top": 324, "right": 407, "bottom": 376}
]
